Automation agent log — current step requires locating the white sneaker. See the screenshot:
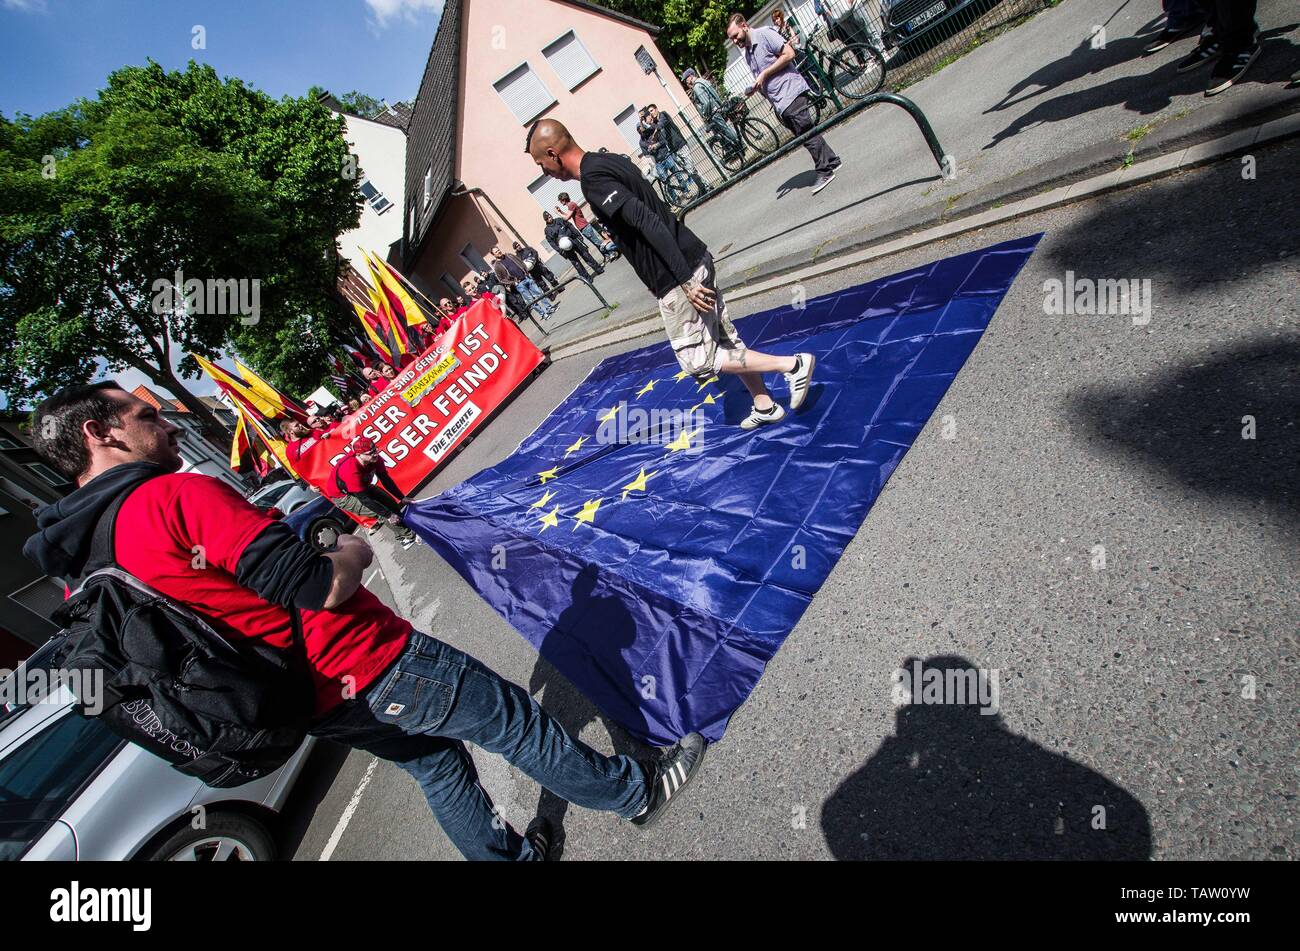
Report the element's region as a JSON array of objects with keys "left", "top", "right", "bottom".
[
  {"left": 740, "top": 402, "right": 786, "bottom": 430},
  {"left": 784, "top": 352, "right": 816, "bottom": 411}
]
